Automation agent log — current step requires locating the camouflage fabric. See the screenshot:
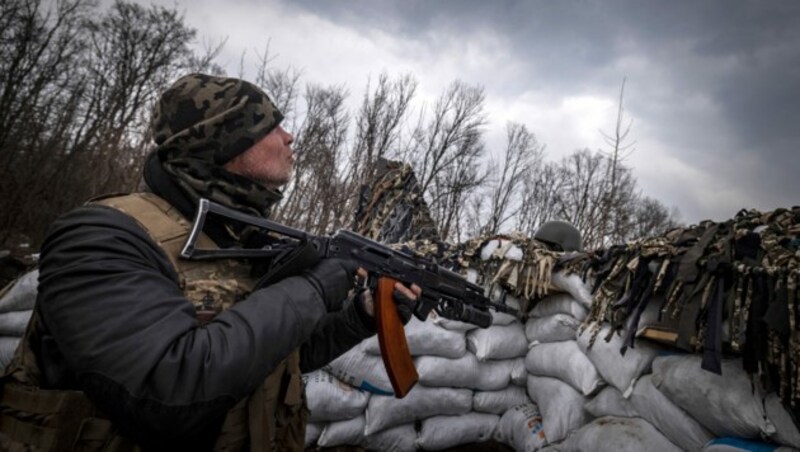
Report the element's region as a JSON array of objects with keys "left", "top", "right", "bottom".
[
  {"left": 580, "top": 206, "right": 800, "bottom": 424},
  {"left": 353, "top": 158, "right": 440, "bottom": 243},
  {"left": 152, "top": 73, "right": 284, "bottom": 218}
]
